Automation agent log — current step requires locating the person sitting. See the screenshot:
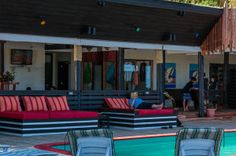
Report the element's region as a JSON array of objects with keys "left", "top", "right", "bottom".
[{"left": 128, "top": 92, "right": 163, "bottom": 109}]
